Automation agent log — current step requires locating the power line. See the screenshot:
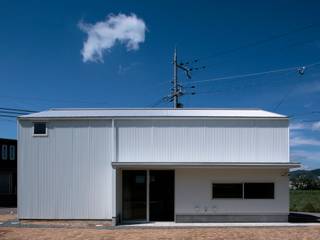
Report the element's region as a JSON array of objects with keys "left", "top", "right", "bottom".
[
  {"left": 0, "top": 95, "right": 109, "bottom": 106},
  {"left": 0, "top": 107, "right": 36, "bottom": 121},
  {"left": 0, "top": 117, "right": 16, "bottom": 122},
  {"left": 0, "top": 107, "right": 36, "bottom": 113},
  {"left": 149, "top": 97, "right": 167, "bottom": 108},
  {"left": 0, "top": 114, "right": 19, "bottom": 118},
  {"left": 272, "top": 67, "right": 306, "bottom": 111},
  {"left": 288, "top": 111, "right": 320, "bottom": 119},
  {"left": 184, "top": 22, "right": 320, "bottom": 64},
  {"left": 184, "top": 61, "right": 320, "bottom": 86},
  {"left": 185, "top": 66, "right": 297, "bottom": 86}
]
